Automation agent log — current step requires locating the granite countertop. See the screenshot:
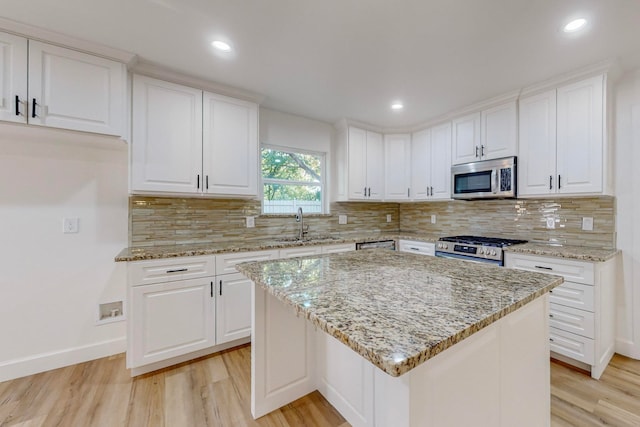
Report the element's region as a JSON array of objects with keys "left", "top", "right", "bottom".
[
  {"left": 236, "top": 249, "right": 563, "bottom": 377},
  {"left": 114, "top": 231, "right": 440, "bottom": 262},
  {"left": 503, "top": 242, "right": 619, "bottom": 262}
]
